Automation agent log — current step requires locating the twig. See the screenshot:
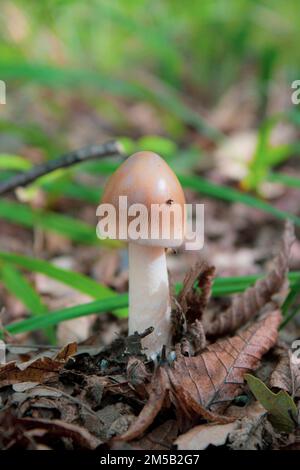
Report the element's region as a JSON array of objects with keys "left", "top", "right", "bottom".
[{"left": 0, "top": 140, "right": 123, "bottom": 195}]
